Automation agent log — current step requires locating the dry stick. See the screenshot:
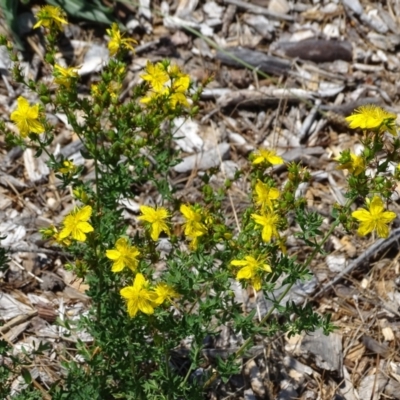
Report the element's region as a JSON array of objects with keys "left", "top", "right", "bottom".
[
  {"left": 11, "top": 258, "right": 44, "bottom": 284},
  {"left": 0, "top": 310, "right": 38, "bottom": 334},
  {"left": 370, "top": 353, "right": 380, "bottom": 400},
  {"left": 270, "top": 80, "right": 288, "bottom": 149},
  {"left": 3, "top": 176, "right": 28, "bottom": 209},
  {"left": 223, "top": 0, "right": 294, "bottom": 21},
  {"left": 314, "top": 227, "right": 400, "bottom": 298},
  {"left": 8, "top": 247, "right": 70, "bottom": 257}
]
